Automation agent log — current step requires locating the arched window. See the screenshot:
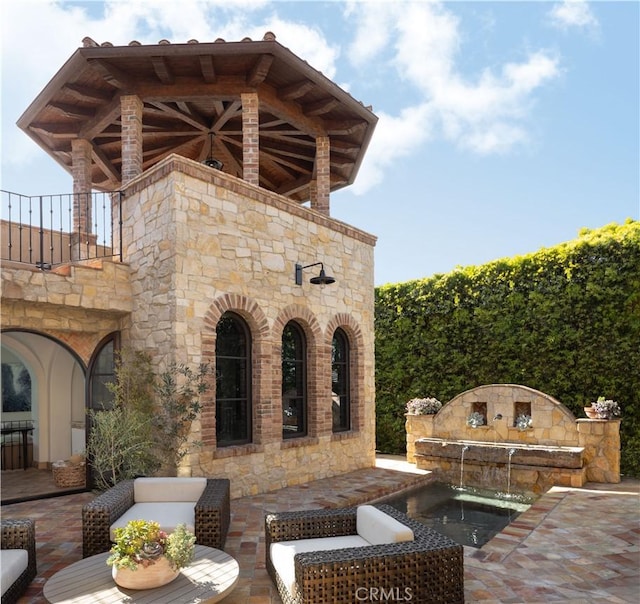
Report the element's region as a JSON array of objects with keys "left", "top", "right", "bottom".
[
  {"left": 332, "top": 328, "right": 350, "bottom": 432},
  {"left": 216, "top": 312, "right": 251, "bottom": 446},
  {"left": 282, "top": 321, "right": 306, "bottom": 438},
  {"left": 87, "top": 333, "right": 119, "bottom": 412}
]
